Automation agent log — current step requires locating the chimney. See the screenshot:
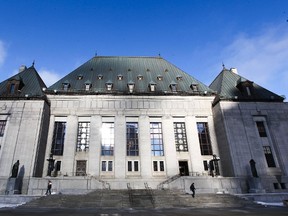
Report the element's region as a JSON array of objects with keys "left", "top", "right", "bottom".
[
  {"left": 19, "top": 65, "right": 27, "bottom": 73},
  {"left": 230, "top": 68, "right": 238, "bottom": 74}
]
